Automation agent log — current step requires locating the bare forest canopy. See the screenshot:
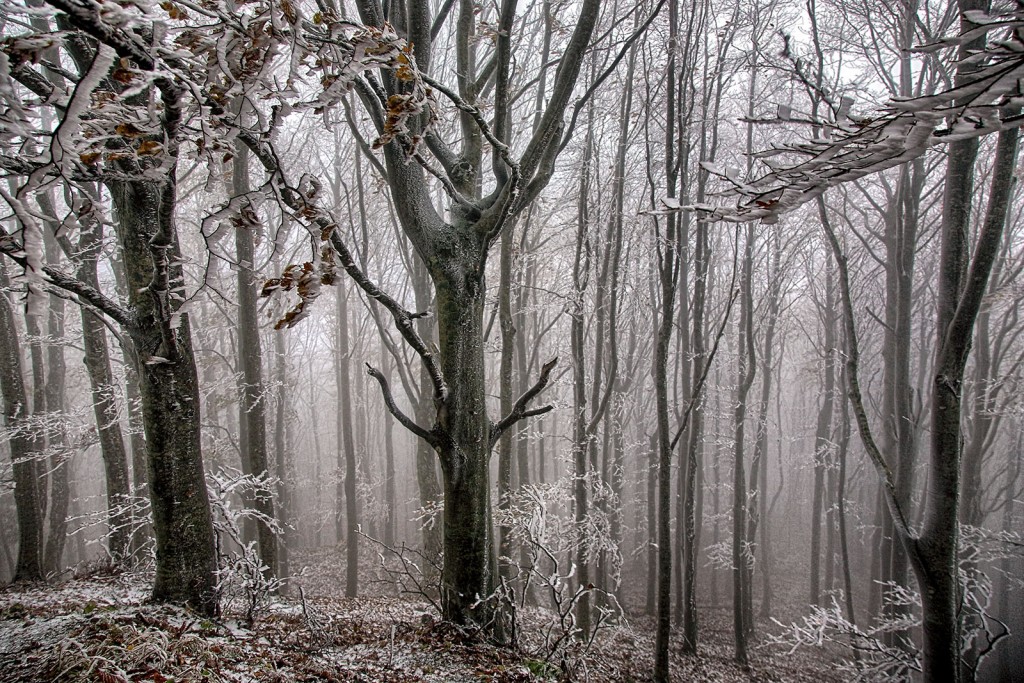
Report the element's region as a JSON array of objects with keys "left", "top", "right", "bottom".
[{"left": 0, "top": 1, "right": 1023, "bottom": 683}]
